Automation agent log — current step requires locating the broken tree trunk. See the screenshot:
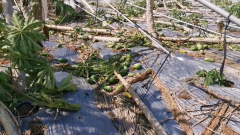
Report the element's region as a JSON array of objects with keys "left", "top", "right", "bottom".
[
  {"left": 46, "top": 25, "right": 117, "bottom": 34},
  {"left": 159, "top": 37, "right": 240, "bottom": 44},
  {"left": 42, "top": 0, "right": 48, "bottom": 21},
  {"left": 32, "top": 0, "right": 43, "bottom": 20},
  {"left": 114, "top": 71, "right": 168, "bottom": 135},
  {"left": 19, "top": 0, "right": 30, "bottom": 18},
  {"left": 202, "top": 103, "right": 229, "bottom": 135},
  {"left": 146, "top": 0, "right": 158, "bottom": 38}
]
